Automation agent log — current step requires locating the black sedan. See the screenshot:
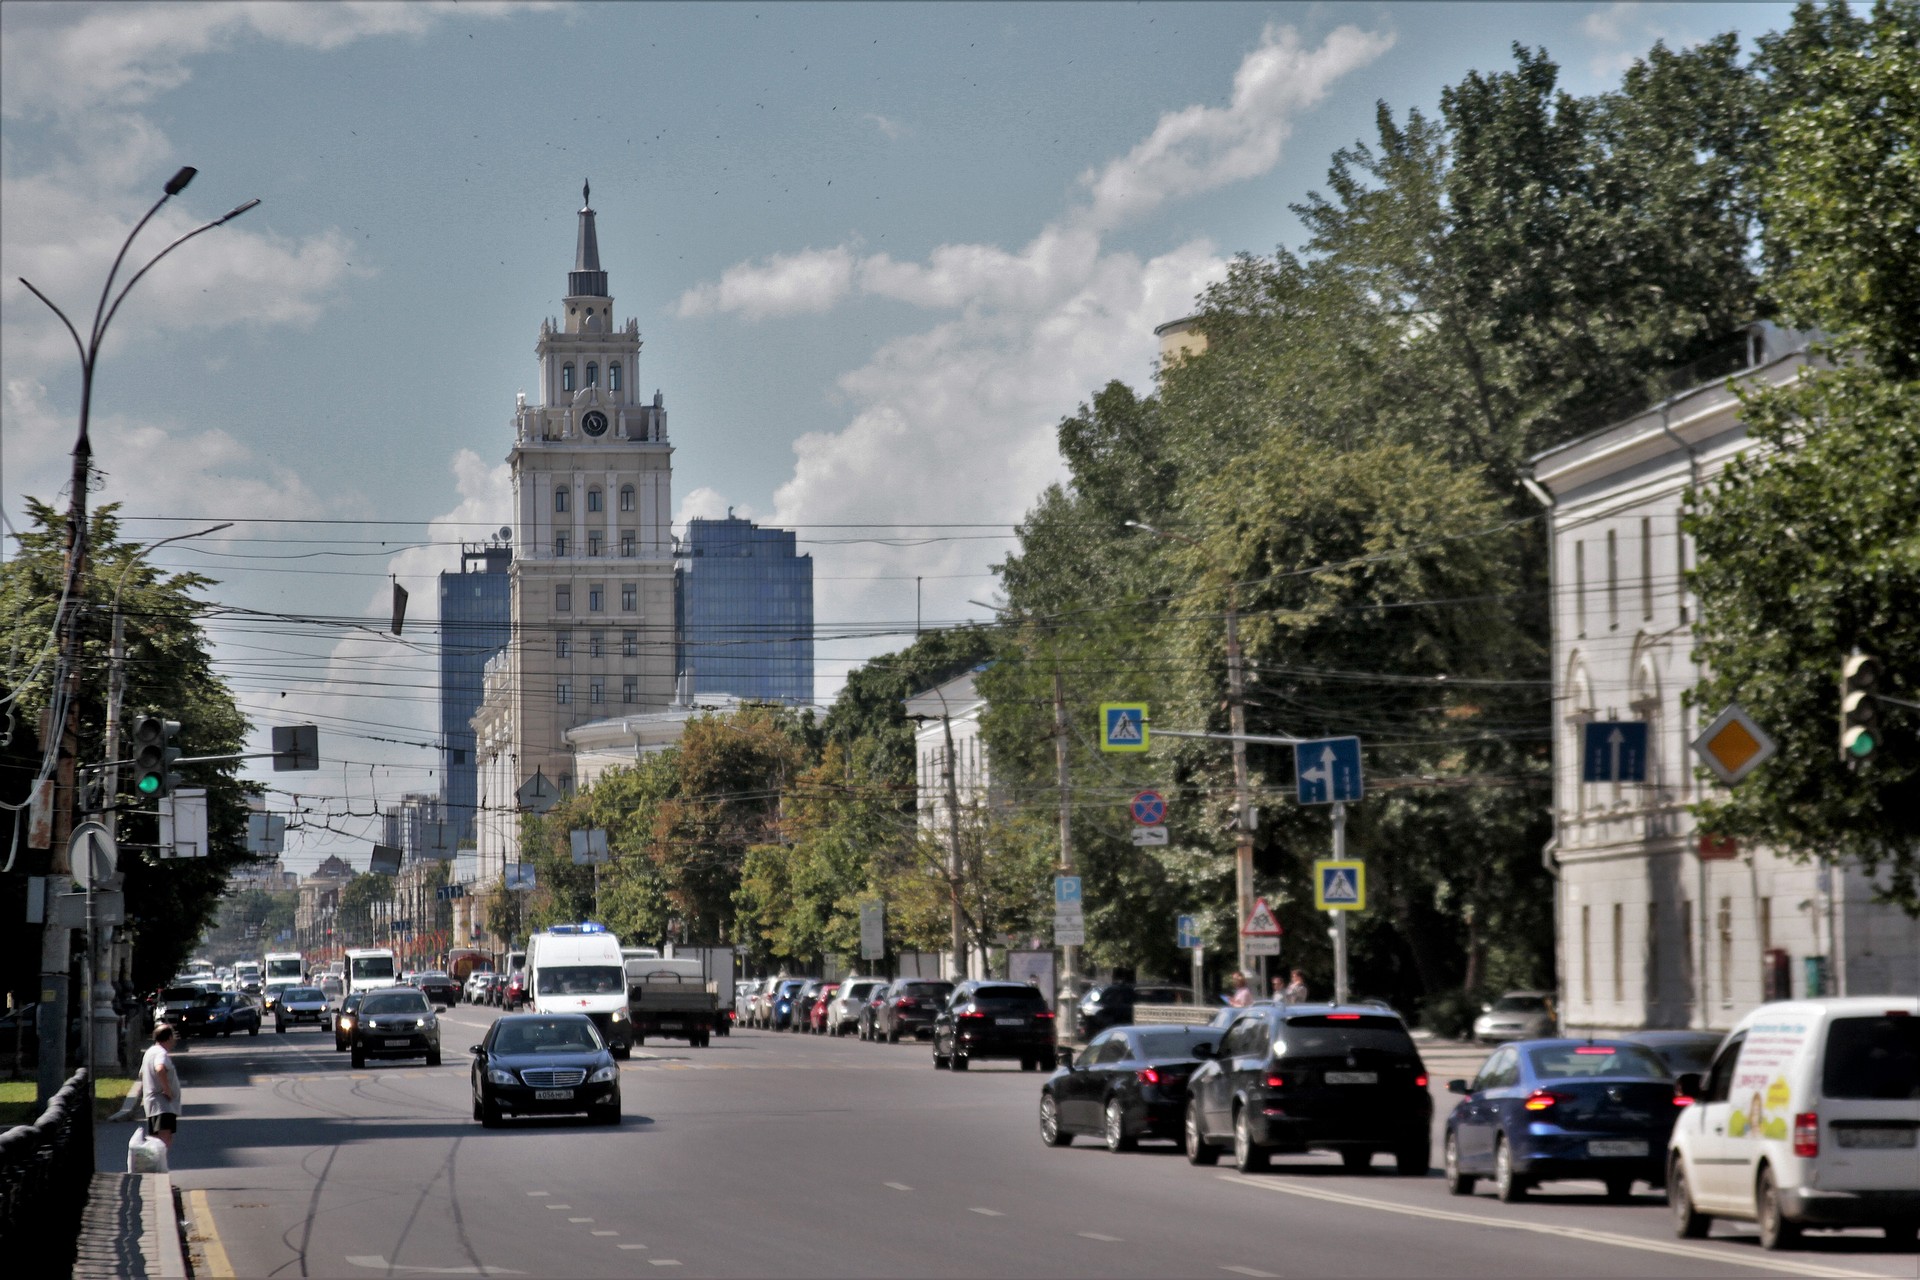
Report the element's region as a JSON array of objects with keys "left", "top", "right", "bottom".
[
  {"left": 347, "top": 987, "right": 441, "bottom": 1069},
  {"left": 932, "top": 980, "right": 1056, "bottom": 1071},
  {"left": 1444, "top": 1039, "right": 1684, "bottom": 1201},
  {"left": 412, "top": 971, "right": 460, "bottom": 1007},
  {"left": 1041, "top": 1024, "right": 1223, "bottom": 1151},
  {"left": 187, "top": 991, "right": 261, "bottom": 1038},
  {"left": 471, "top": 1013, "right": 621, "bottom": 1126}
]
